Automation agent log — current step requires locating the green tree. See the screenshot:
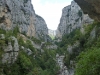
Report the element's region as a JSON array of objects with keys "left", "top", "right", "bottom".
[{"left": 75, "top": 48, "right": 100, "bottom": 75}]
